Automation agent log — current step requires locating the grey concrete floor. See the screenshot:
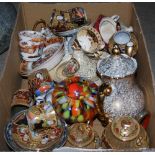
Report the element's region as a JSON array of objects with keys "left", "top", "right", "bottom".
[{"left": 1, "top": 3, "right": 155, "bottom": 78}]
